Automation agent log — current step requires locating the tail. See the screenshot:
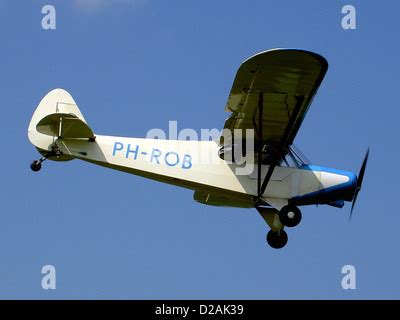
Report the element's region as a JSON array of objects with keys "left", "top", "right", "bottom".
[{"left": 28, "top": 88, "right": 95, "bottom": 161}]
